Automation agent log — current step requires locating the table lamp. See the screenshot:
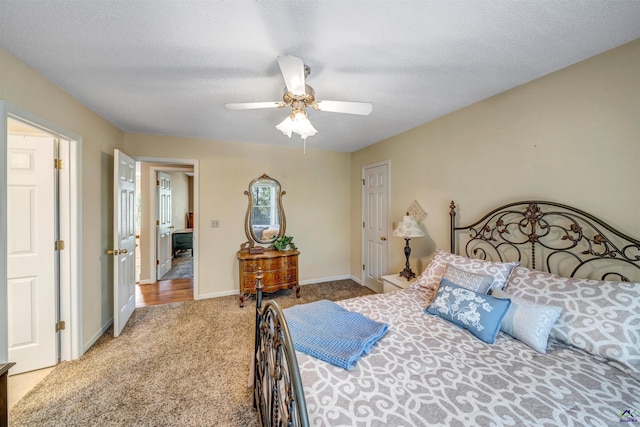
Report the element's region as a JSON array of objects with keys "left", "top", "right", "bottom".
[{"left": 392, "top": 213, "right": 425, "bottom": 280}]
